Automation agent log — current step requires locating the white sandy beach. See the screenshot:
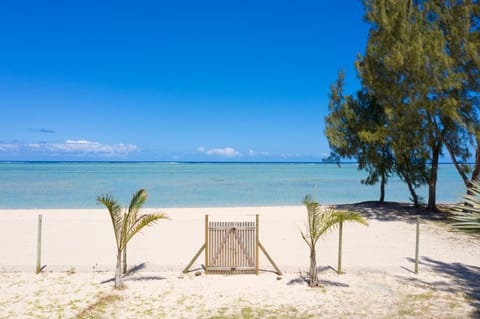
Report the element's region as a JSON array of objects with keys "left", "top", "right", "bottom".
[{"left": 0, "top": 204, "right": 479, "bottom": 318}]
